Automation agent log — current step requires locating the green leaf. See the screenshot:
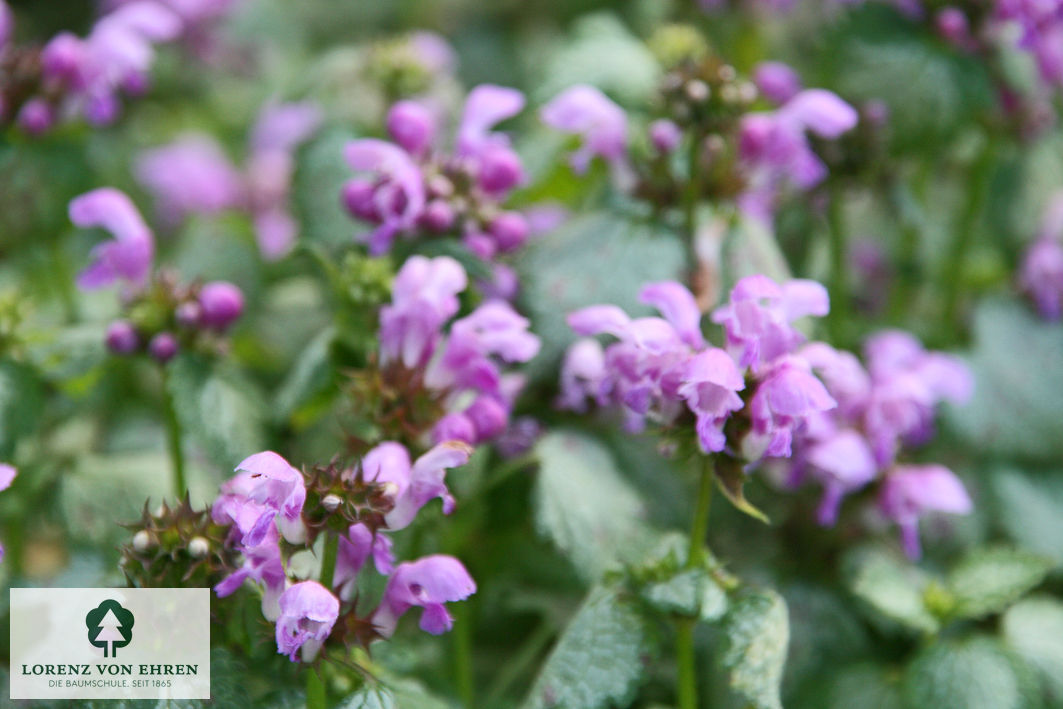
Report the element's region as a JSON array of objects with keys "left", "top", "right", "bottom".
[
  {"left": 782, "top": 584, "right": 870, "bottom": 698},
  {"left": 533, "top": 430, "right": 652, "bottom": 582},
  {"left": 903, "top": 637, "right": 1040, "bottom": 709},
  {"left": 517, "top": 212, "right": 685, "bottom": 381},
  {"left": 339, "top": 676, "right": 454, "bottom": 709},
  {"left": 523, "top": 585, "right": 649, "bottom": 709},
  {"left": 822, "top": 5, "right": 992, "bottom": 152},
  {"left": 714, "top": 455, "right": 770, "bottom": 524},
  {"left": 273, "top": 326, "right": 337, "bottom": 427},
  {"left": 991, "top": 467, "right": 1063, "bottom": 566},
  {"left": 819, "top": 663, "right": 904, "bottom": 709},
  {"left": 946, "top": 298, "right": 1063, "bottom": 462},
  {"left": 0, "top": 358, "right": 45, "bottom": 459},
  {"left": 641, "top": 568, "right": 728, "bottom": 621},
  {"left": 947, "top": 547, "right": 1051, "bottom": 620},
  {"left": 842, "top": 545, "right": 939, "bottom": 635},
  {"left": 293, "top": 127, "right": 360, "bottom": 249},
  {"left": 1002, "top": 596, "right": 1063, "bottom": 704},
  {"left": 718, "top": 588, "right": 789, "bottom": 709},
  {"left": 167, "top": 354, "right": 268, "bottom": 469},
  {"left": 531, "top": 13, "right": 660, "bottom": 105}
]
